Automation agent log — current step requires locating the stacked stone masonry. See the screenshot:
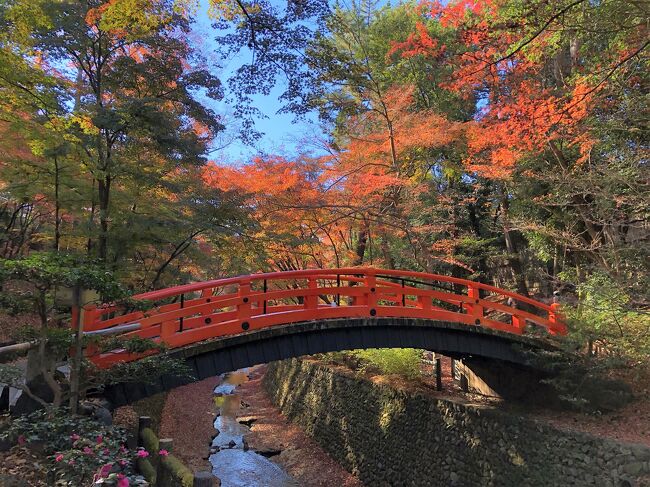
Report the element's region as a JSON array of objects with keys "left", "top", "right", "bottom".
[{"left": 263, "top": 359, "right": 650, "bottom": 487}]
